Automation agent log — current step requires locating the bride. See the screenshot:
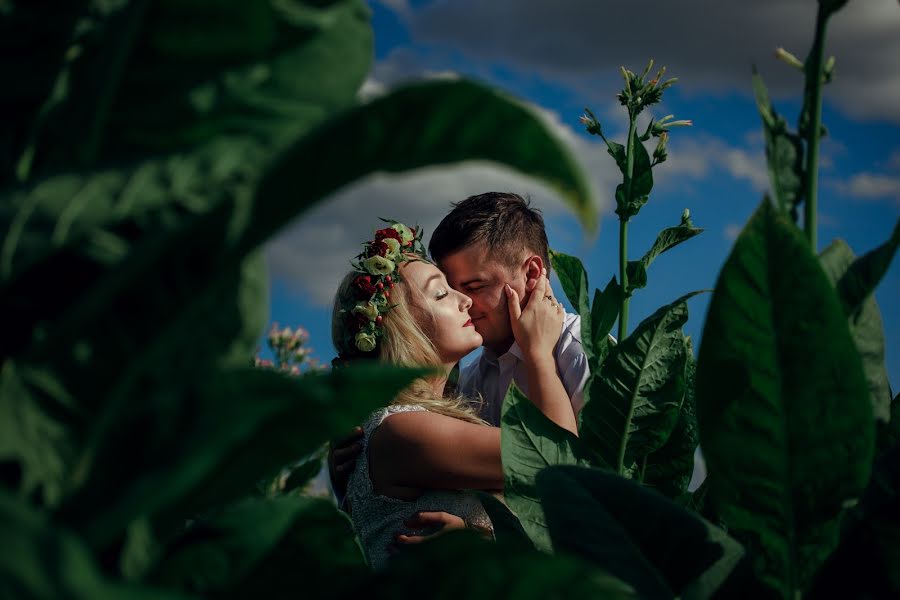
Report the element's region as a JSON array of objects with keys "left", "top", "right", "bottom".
[{"left": 331, "top": 221, "right": 576, "bottom": 569}]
